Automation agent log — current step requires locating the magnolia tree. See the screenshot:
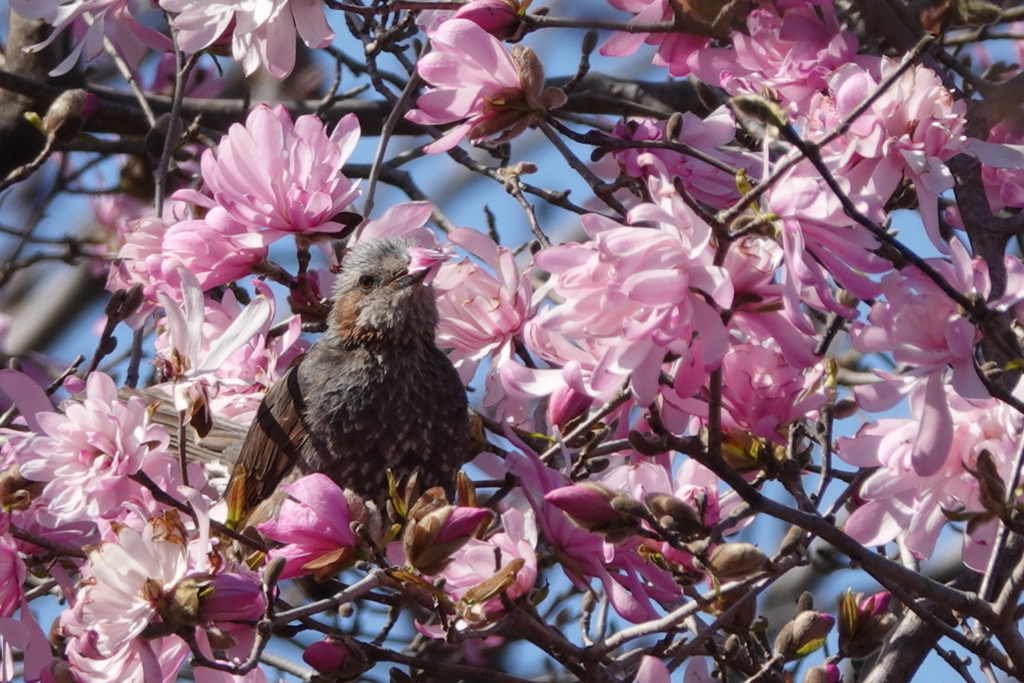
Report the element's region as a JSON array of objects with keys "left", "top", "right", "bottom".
[{"left": 1, "top": 0, "right": 1024, "bottom": 682}]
